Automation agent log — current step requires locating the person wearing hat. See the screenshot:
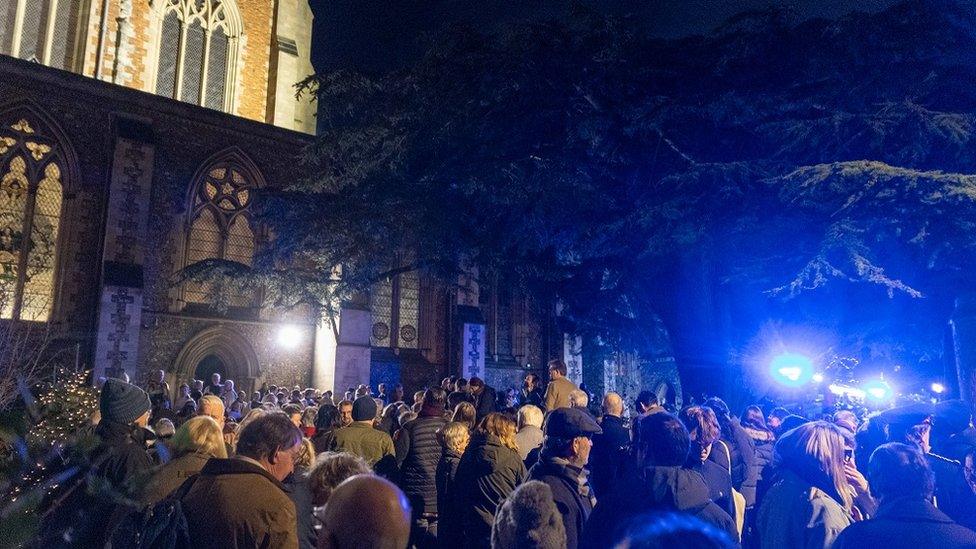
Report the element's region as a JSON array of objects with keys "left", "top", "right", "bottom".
[
  {"left": 92, "top": 377, "right": 156, "bottom": 498},
  {"left": 527, "top": 407, "right": 602, "bottom": 549},
  {"left": 331, "top": 395, "right": 396, "bottom": 477}
]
